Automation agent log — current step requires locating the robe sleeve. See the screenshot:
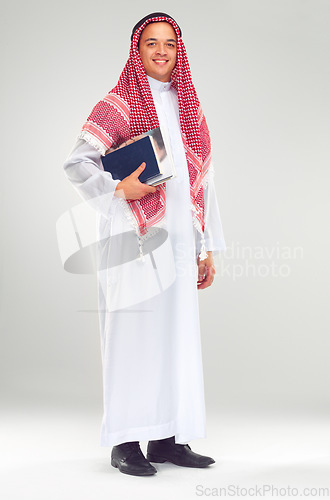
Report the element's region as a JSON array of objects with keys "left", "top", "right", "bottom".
[
  {"left": 195, "top": 164, "right": 226, "bottom": 257},
  {"left": 63, "top": 138, "right": 121, "bottom": 219}
]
